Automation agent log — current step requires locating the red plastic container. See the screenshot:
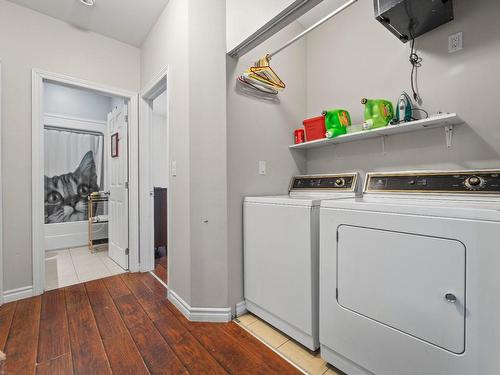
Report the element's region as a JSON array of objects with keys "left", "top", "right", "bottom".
[
  {"left": 303, "top": 115, "right": 326, "bottom": 141},
  {"left": 294, "top": 129, "right": 305, "bottom": 144}
]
